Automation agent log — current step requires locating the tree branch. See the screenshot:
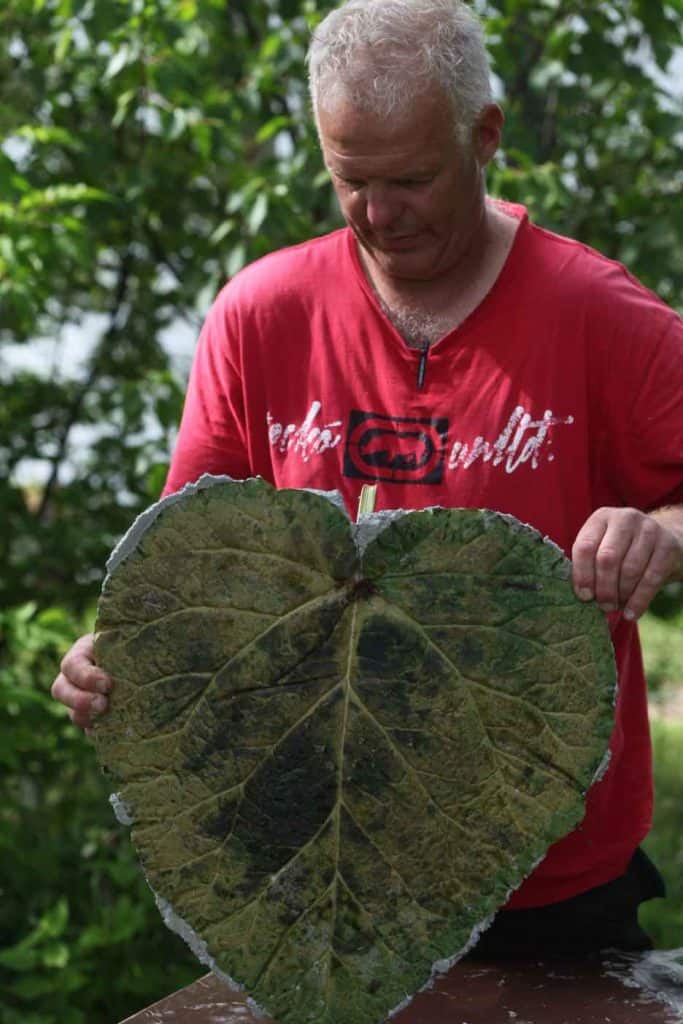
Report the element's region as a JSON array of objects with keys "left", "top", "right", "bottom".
[
  {"left": 504, "top": 6, "right": 571, "bottom": 164},
  {"left": 35, "top": 254, "right": 132, "bottom": 523},
  {"left": 142, "top": 225, "right": 204, "bottom": 330}
]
